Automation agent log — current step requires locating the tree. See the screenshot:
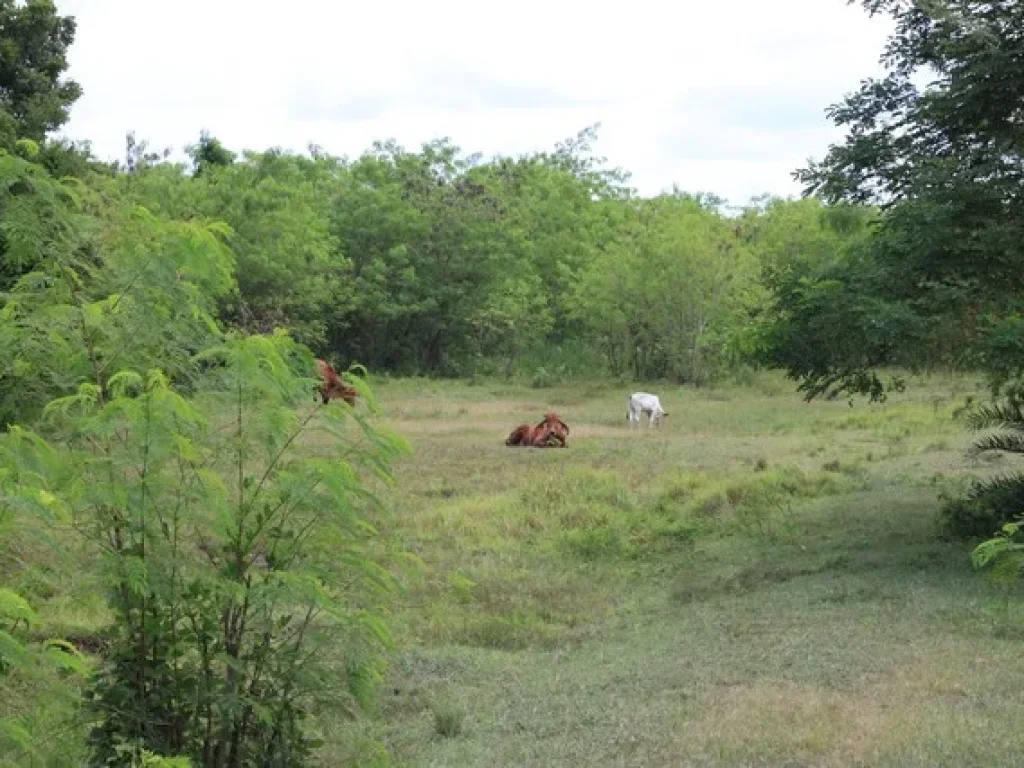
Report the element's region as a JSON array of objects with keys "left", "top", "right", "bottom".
[
  {"left": 331, "top": 139, "right": 511, "bottom": 373},
  {"left": 0, "top": 0, "right": 81, "bottom": 147},
  {"left": 114, "top": 145, "right": 353, "bottom": 352},
  {"left": 469, "top": 273, "right": 554, "bottom": 377},
  {"left": 0, "top": 144, "right": 406, "bottom": 762},
  {"left": 0, "top": 151, "right": 236, "bottom": 427},
  {"left": 573, "top": 194, "right": 762, "bottom": 383},
  {"left": 478, "top": 149, "right": 631, "bottom": 345},
  {"left": 60, "top": 337, "right": 405, "bottom": 765},
  {"left": 774, "top": 0, "right": 1024, "bottom": 400},
  {"left": 188, "top": 131, "right": 236, "bottom": 177}
]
